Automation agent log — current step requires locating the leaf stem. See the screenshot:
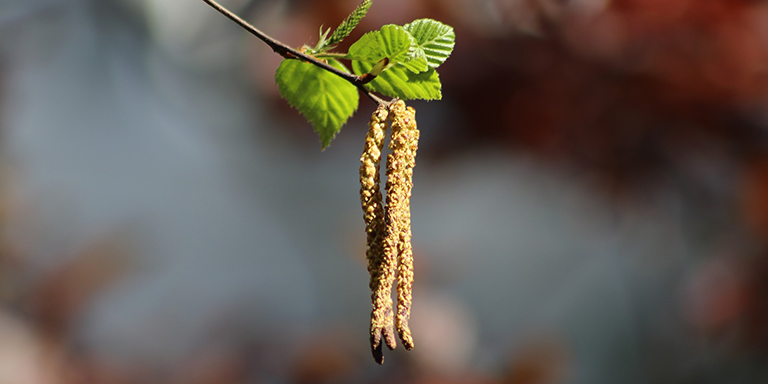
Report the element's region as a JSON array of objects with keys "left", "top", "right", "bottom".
[{"left": 200, "top": 0, "right": 387, "bottom": 106}]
